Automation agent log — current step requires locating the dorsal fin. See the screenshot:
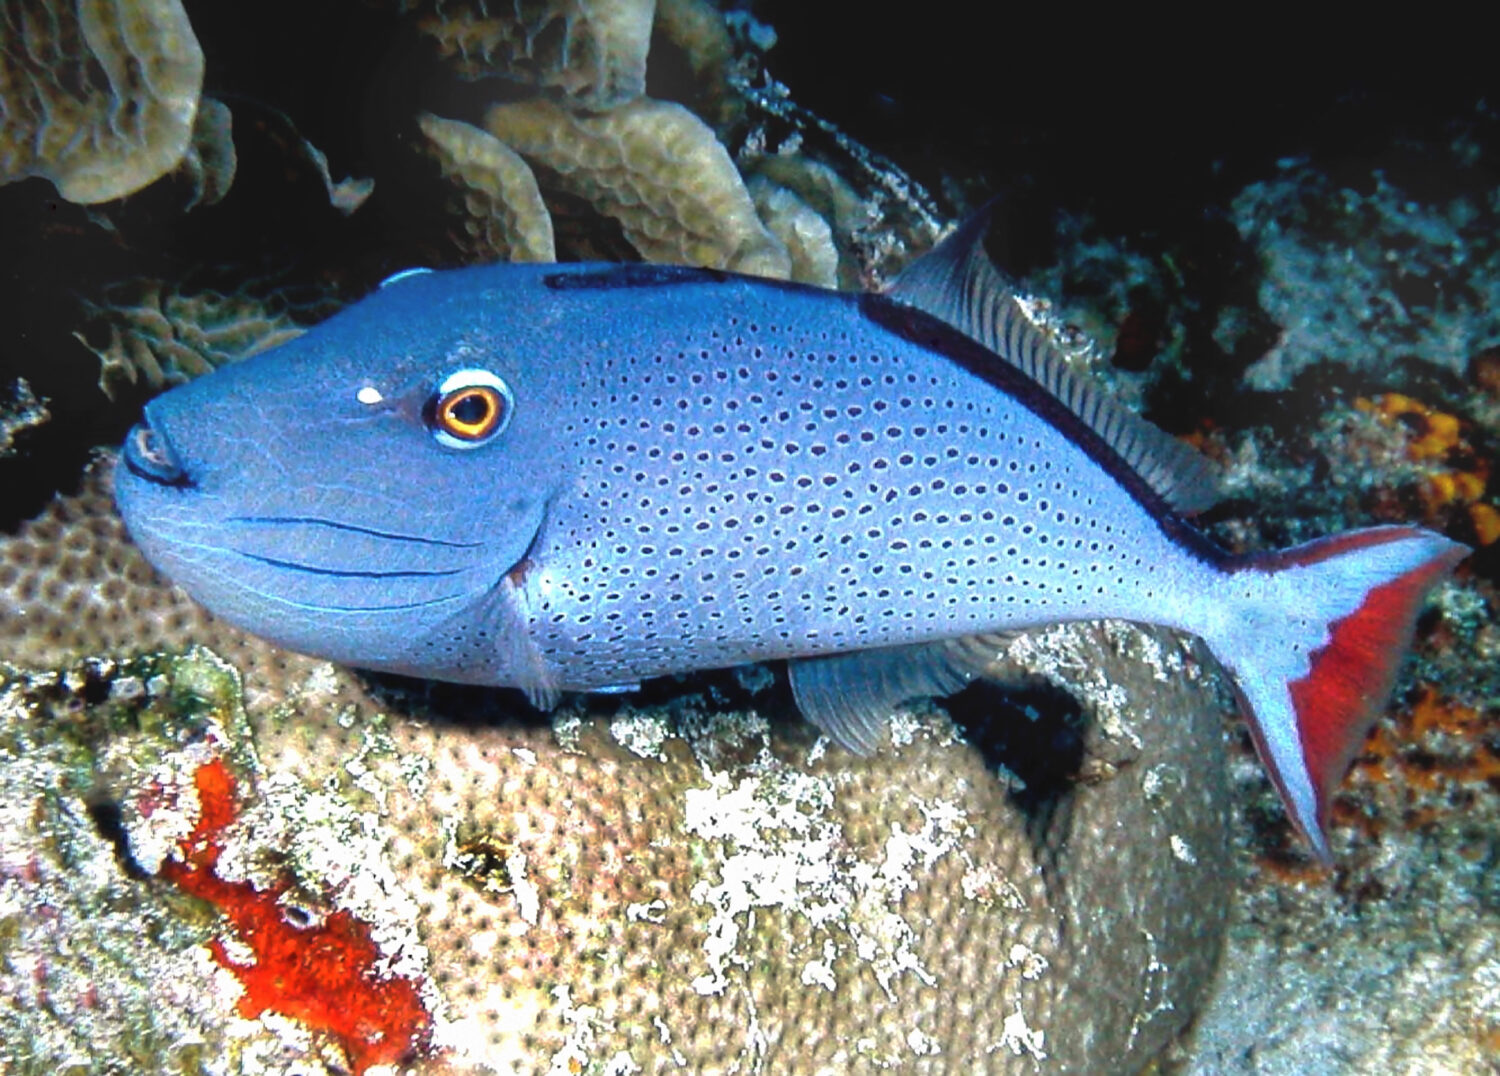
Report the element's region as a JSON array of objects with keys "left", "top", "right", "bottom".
[{"left": 887, "top": 204, "right": 1220, "bottom": 515}]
